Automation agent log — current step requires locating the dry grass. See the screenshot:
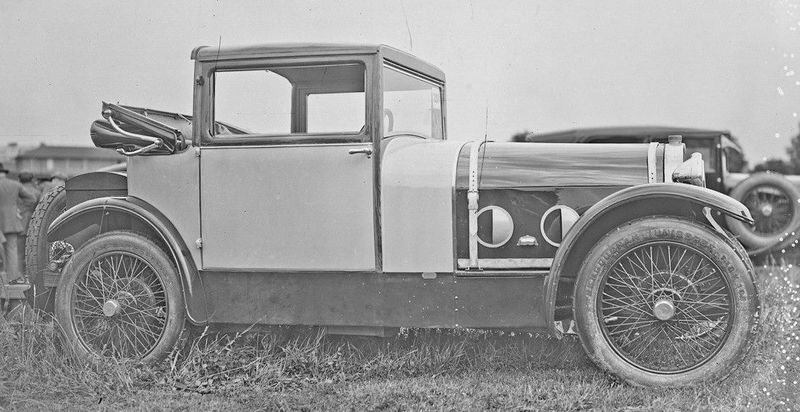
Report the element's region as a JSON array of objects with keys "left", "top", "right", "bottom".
[{"left": 1, "top": 266, "right": 797, "bottom": 411}]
